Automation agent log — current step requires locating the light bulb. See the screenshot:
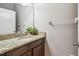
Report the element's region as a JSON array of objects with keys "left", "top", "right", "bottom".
[{"left": 20, "top": 3, "right": 33, "bottom": 7}]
